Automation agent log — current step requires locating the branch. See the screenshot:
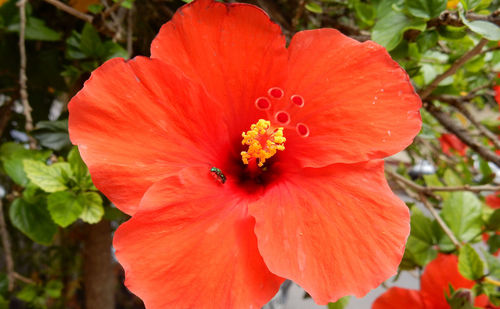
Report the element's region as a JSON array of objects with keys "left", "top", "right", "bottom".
[
  {"left": 387, "top": 170, "right": 462, "bottom": 250},
  {"left": 431, "top": 94, "right": 500, "bottom": 149},
  {"left": 428, "top": 9, "right": 500, "bottom": 28},
  {"left": 425, "top": 103, "right": 500, "bottom": 166},
  {"left": 0, "top": 199, "right": 14, "bottom": 292},
  {"left": 17, "top": 0, "right": 36, "bottom": 149},
  {"left": 386, "top": 170, "right": 500, "bottom": 193},
  {"left": 43, "top": 0, "right": 93, "bottom": 23},
  {"left": 419, "top": 193, "right": 461, "bottom": 249},
  {"left": 419, "top": 38, "right": 488, "bottom": 100}
]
